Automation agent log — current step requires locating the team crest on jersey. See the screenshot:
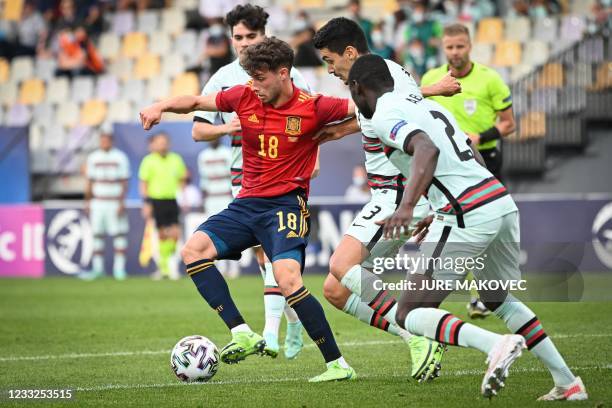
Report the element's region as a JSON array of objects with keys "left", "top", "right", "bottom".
[
  {"left": 464, "top": 99, "right": 477, "bottom": 116},
  {"left": 285, "top": 116, "right": 302, "bottom": 136}
]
